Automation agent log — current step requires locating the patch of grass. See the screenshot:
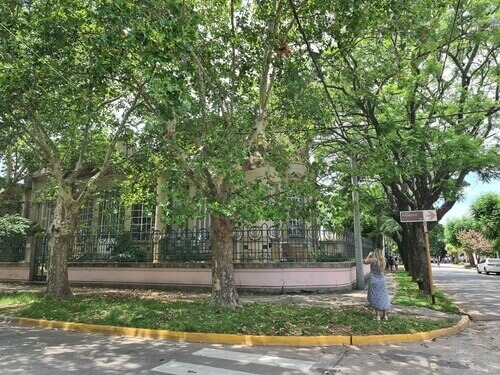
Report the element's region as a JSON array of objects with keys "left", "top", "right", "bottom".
[
  {"left": 1, "top": 290, "right": 455, "bottom": 336},
  {"left": 393, "top": 270, "right": 460, "bottom": 314}
]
